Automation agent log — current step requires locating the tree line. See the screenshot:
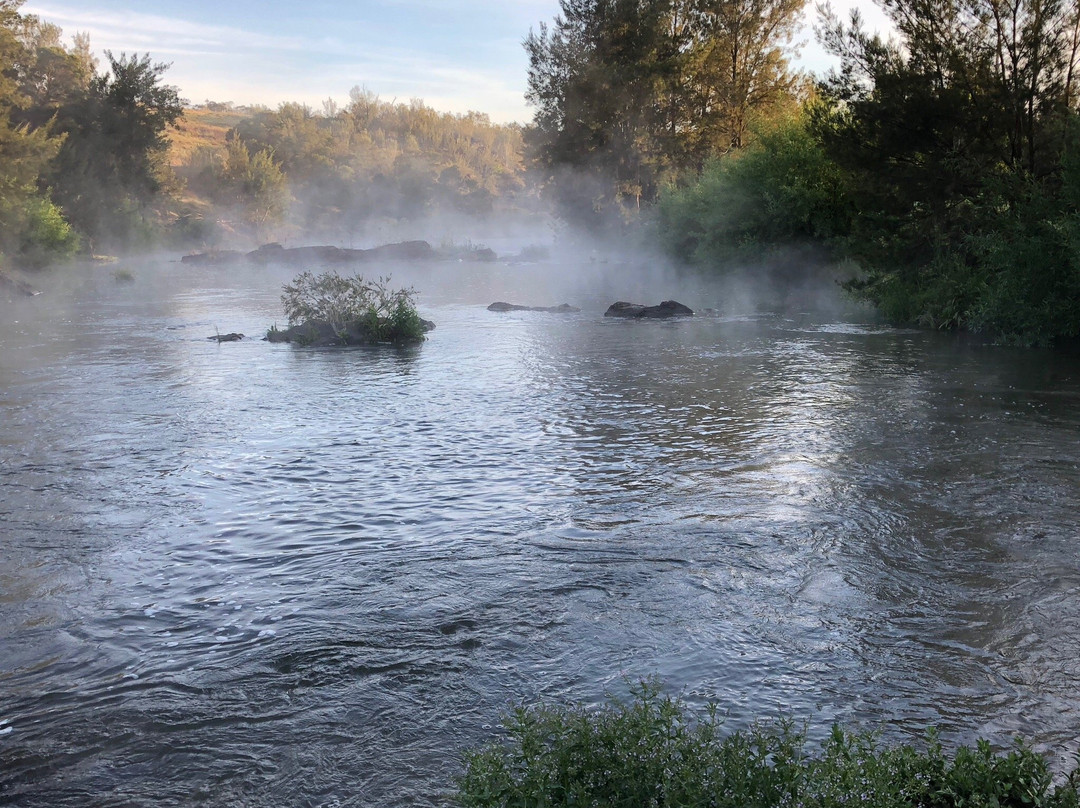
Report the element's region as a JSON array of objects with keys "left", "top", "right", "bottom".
[
  {"left": 179, "top": 90, "right": 532, "bottom": 243},
  {"left": 0, "top": 0, "right": 534, "bottom": 267},
  {"left": 528, "top": 0, "right": 1080, "bottom": 346}
]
